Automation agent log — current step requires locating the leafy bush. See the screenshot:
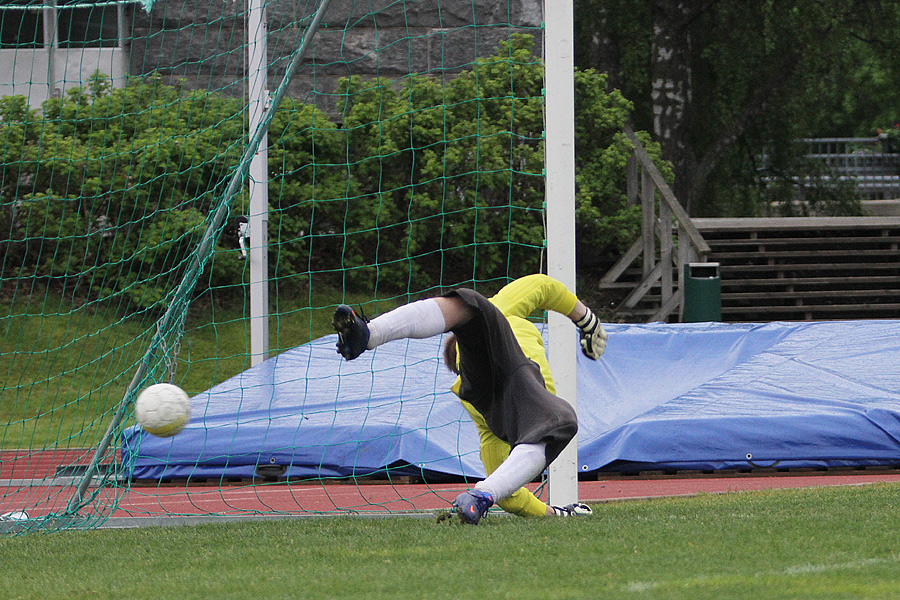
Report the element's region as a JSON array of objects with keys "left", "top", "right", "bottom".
[
  {"left": 315, "top": 35, "right": 666, "bottom": 290},
  {"left": 0, "top": 37, "right": 662, "bottom": 309}
]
